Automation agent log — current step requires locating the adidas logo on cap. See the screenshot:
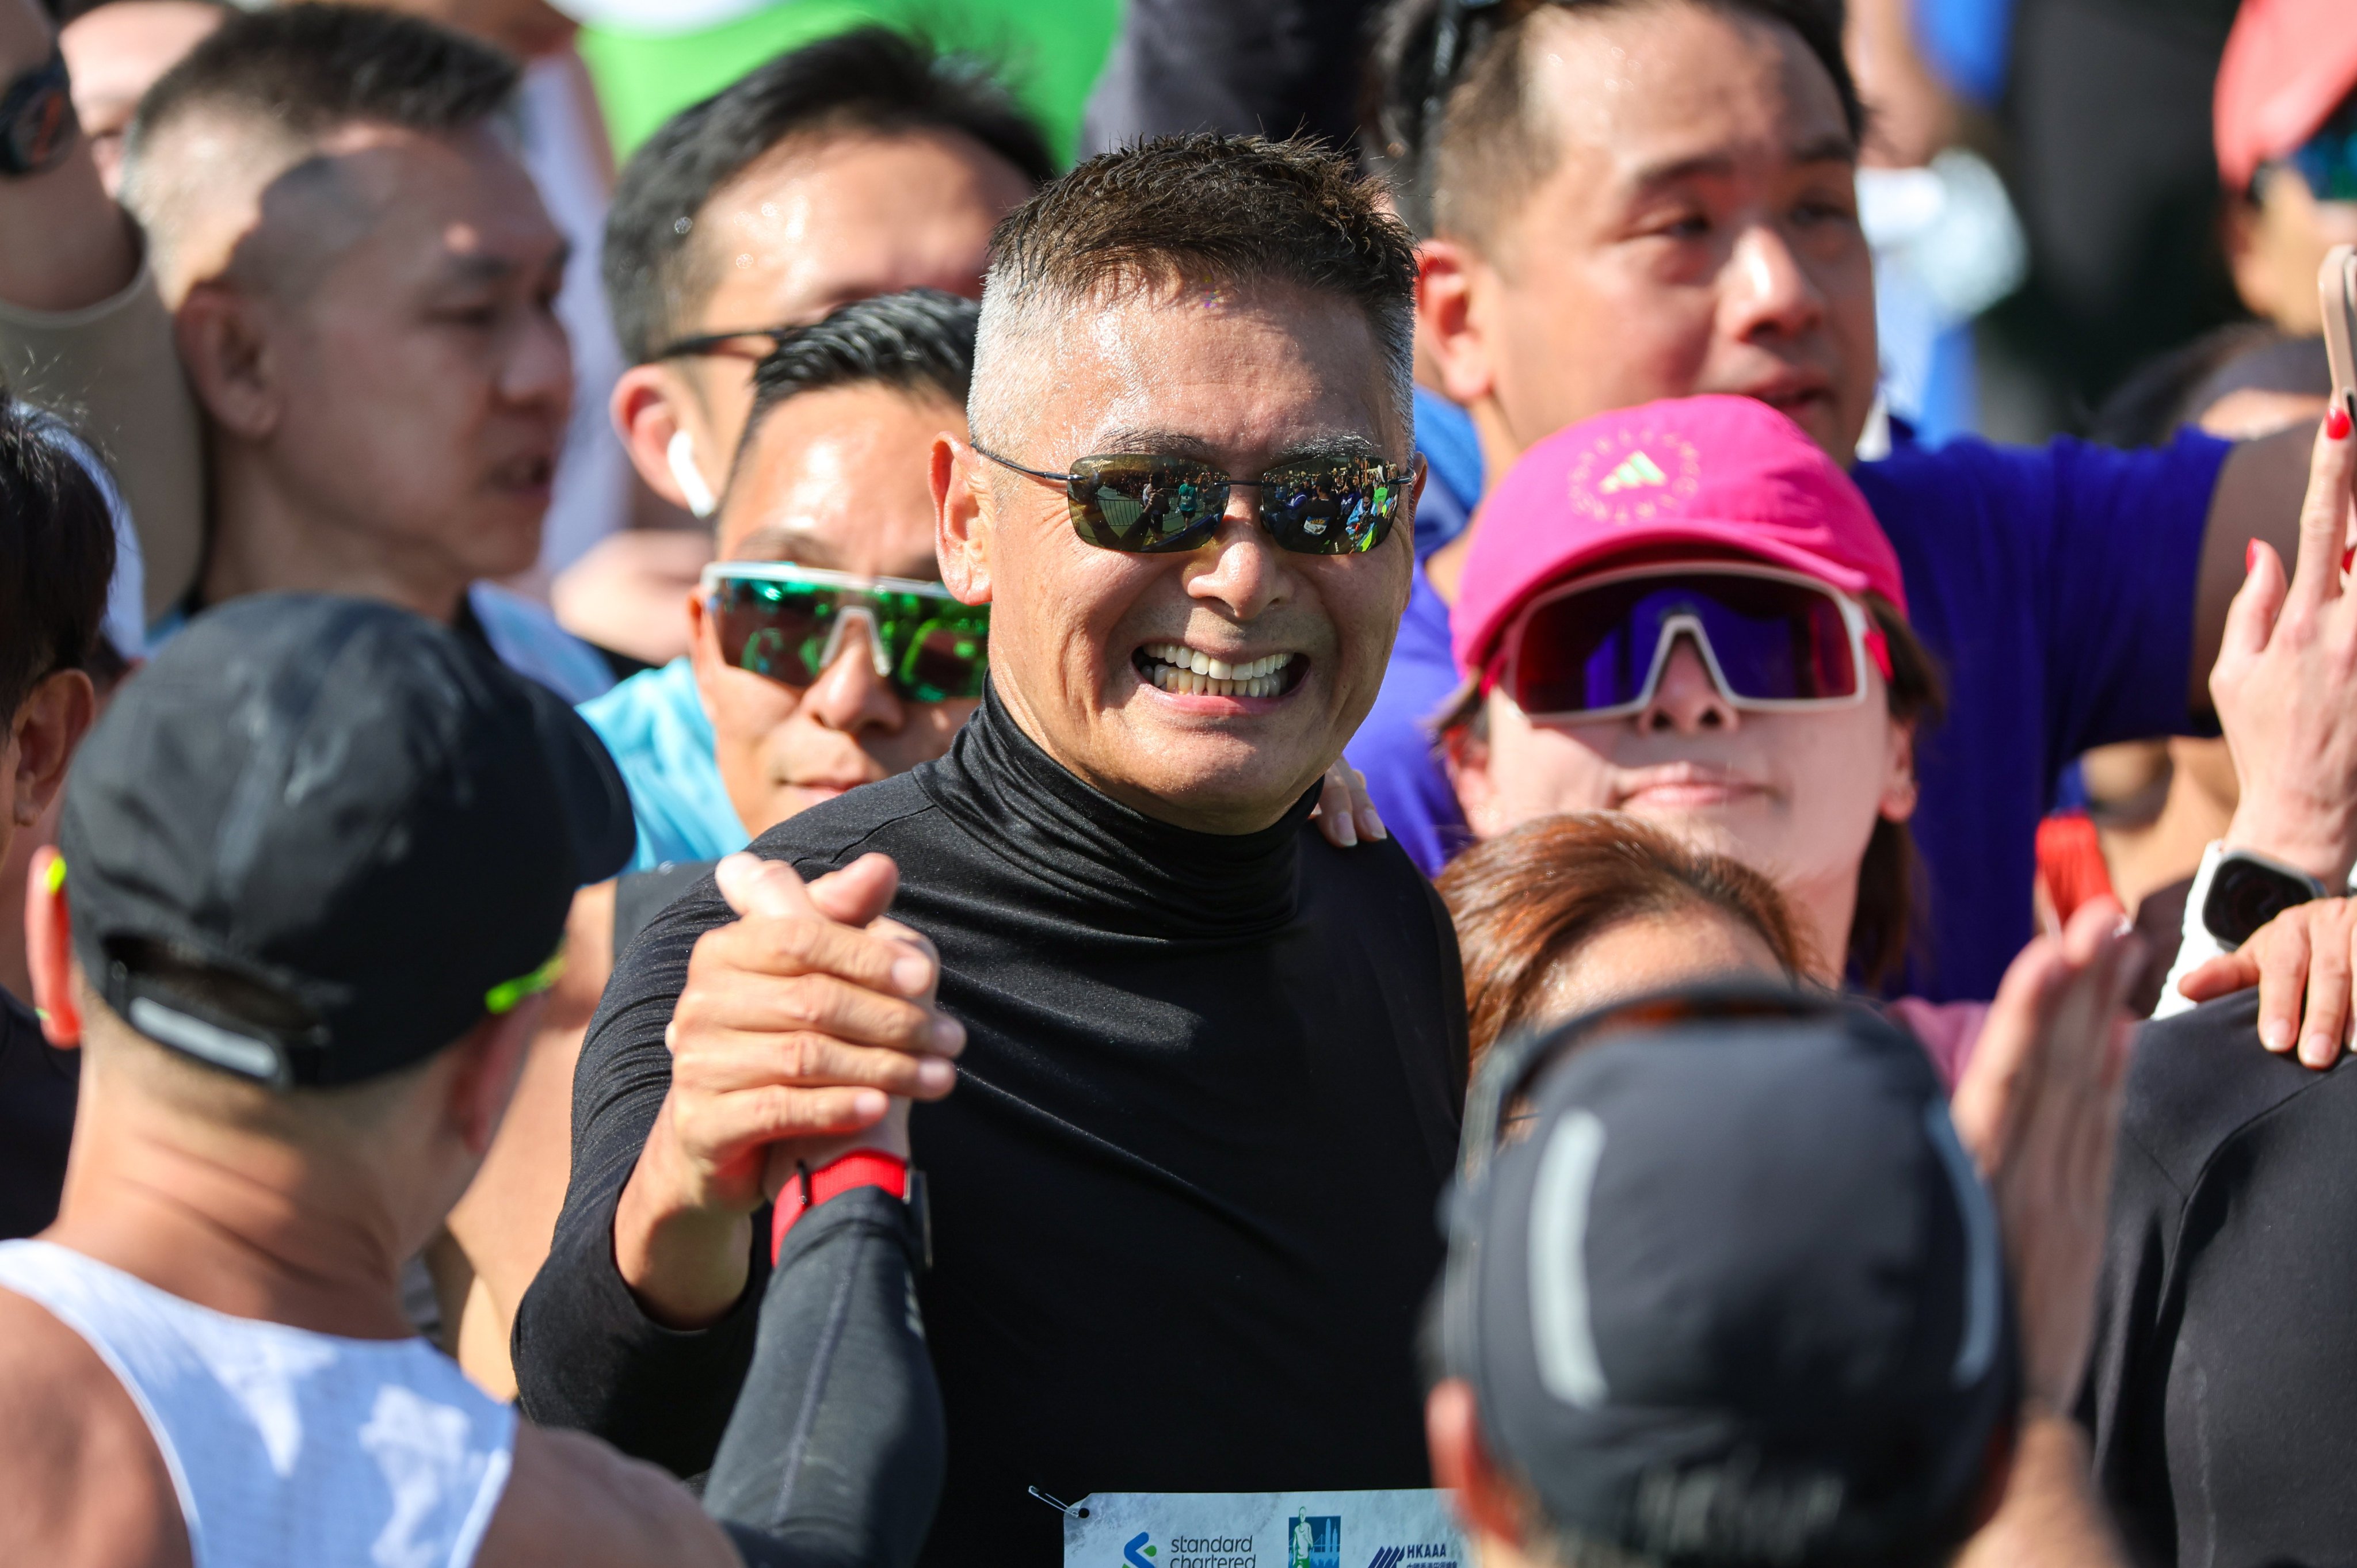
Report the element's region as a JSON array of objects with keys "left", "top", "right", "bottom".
[
  {"left": 1597, "top": 451, "right": 1668, "bottom": 494},
  {"left": 1566, "top": 430, "right": 1702, "bottom": 525}
]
